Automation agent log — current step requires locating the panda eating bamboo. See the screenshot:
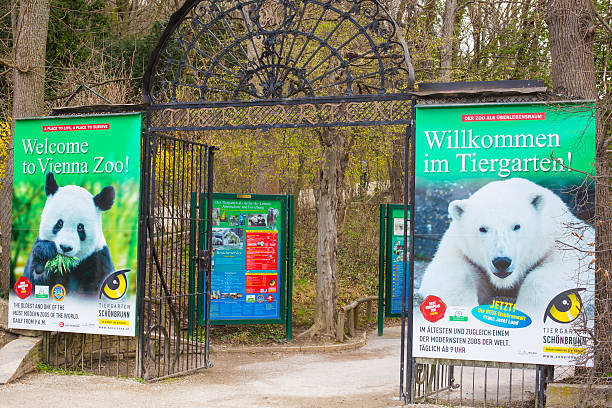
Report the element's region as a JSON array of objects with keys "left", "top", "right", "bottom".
[{"left": 23, "top": 172, "right": 116, "bottom": 295}]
